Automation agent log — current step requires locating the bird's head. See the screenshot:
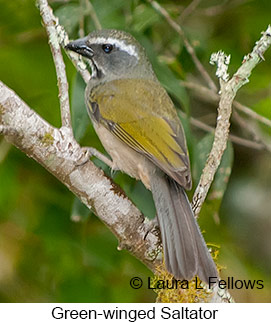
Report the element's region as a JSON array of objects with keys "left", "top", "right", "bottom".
[{"left": 66, "top": 29, "right": 155, "bottom": 81}]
